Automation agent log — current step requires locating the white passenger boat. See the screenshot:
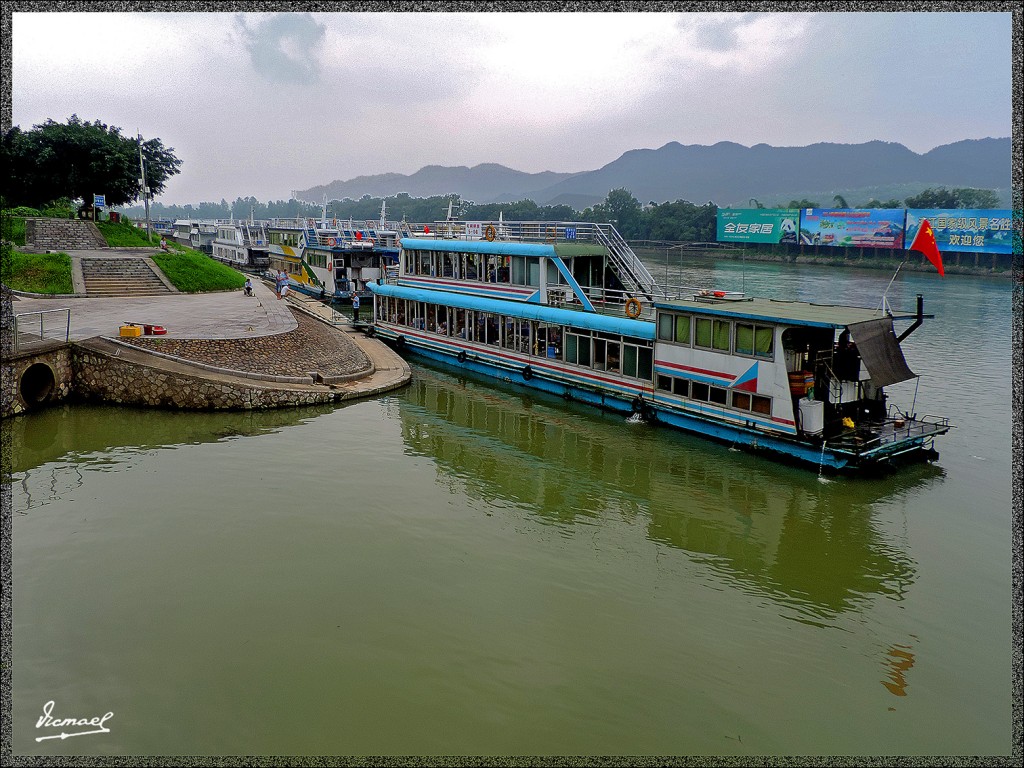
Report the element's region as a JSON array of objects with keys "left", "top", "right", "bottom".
[
  {"left": 211, "top": 219, "right": 271, "bottom": 271},
  {"left": 368, "top": 220, "right": 950, "bottom": 474}
]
